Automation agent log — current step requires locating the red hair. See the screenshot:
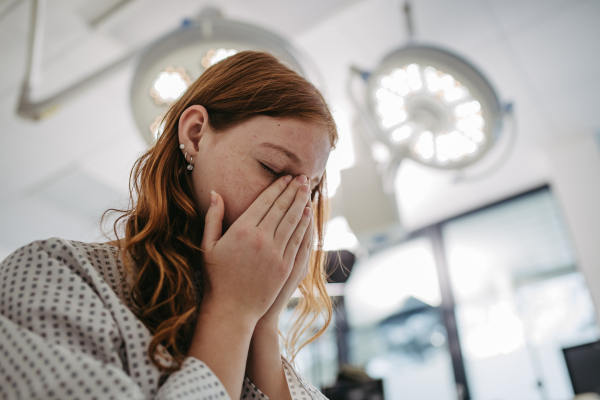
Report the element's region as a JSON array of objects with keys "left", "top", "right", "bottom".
[{"left": 105, "top": 51, "right": 337, "bottom": 372}]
